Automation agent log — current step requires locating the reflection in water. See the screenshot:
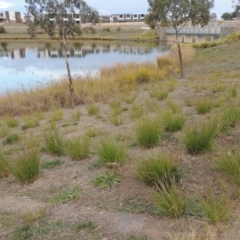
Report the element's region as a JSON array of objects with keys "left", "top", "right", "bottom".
[{"left": 0, "top": 41, "right": 168, "bottom": 94}]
